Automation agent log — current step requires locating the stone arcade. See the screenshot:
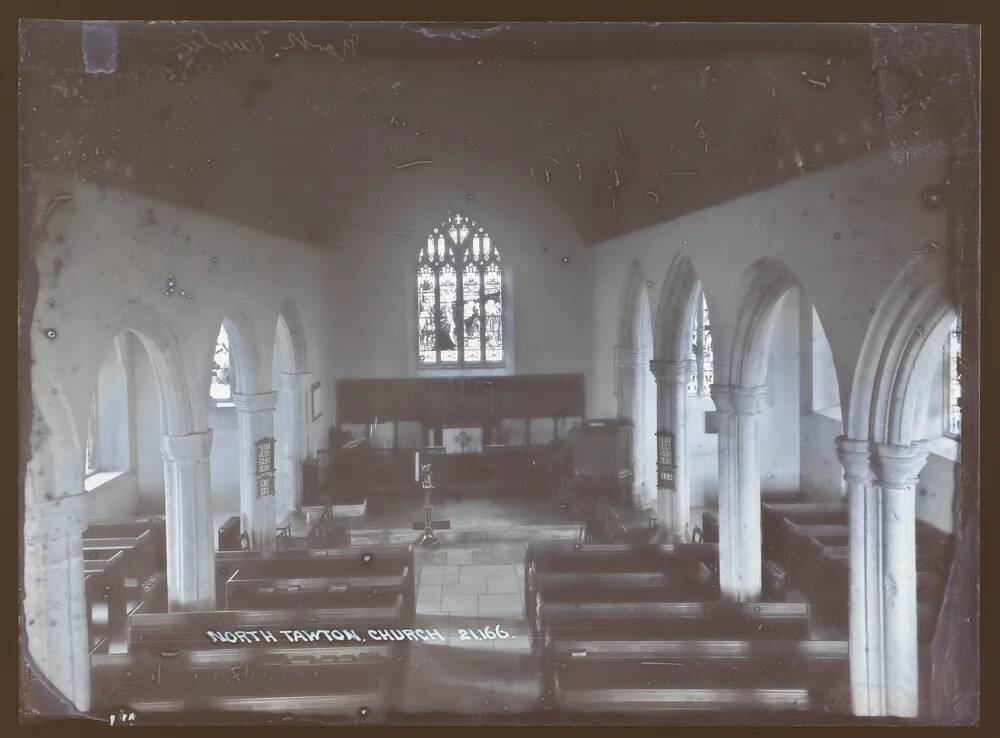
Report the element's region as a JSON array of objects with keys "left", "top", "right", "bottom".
[{"left": 19, "top": 21, "right": 978, "bottom": 725}]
